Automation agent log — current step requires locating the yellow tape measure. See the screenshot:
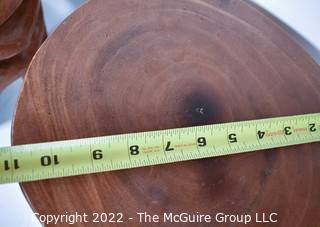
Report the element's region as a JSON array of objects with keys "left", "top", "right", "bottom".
[{"left": 1, "top": 113, "right": 320, "bottom": 184}]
